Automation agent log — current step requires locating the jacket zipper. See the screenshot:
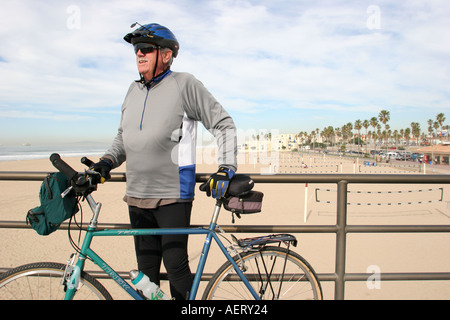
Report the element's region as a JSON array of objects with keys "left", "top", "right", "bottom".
[
  {"left": 140, "top": 88, "right": 150, "bottom": 131},
  {"left": 138, "top": 70, "right": 172, "bottom": 131}
]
